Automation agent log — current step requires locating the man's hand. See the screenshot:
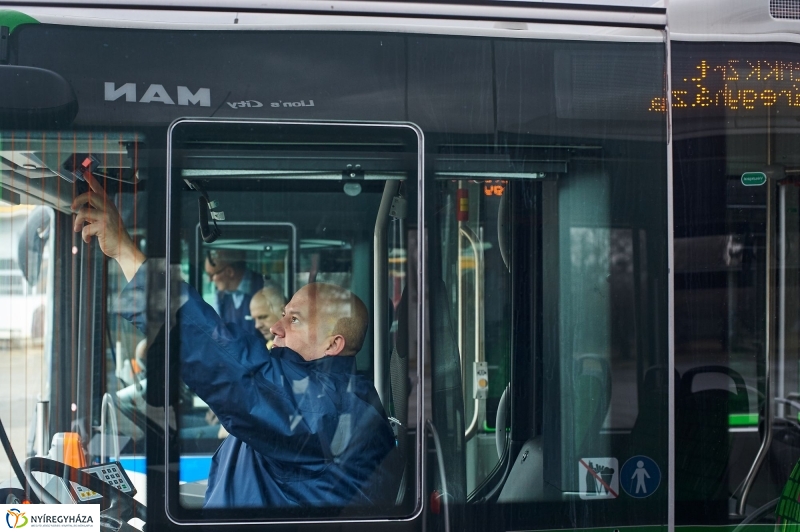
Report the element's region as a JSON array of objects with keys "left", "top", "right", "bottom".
[{"left": 71, "top": 170, "right": 145, "bottom": 281}]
